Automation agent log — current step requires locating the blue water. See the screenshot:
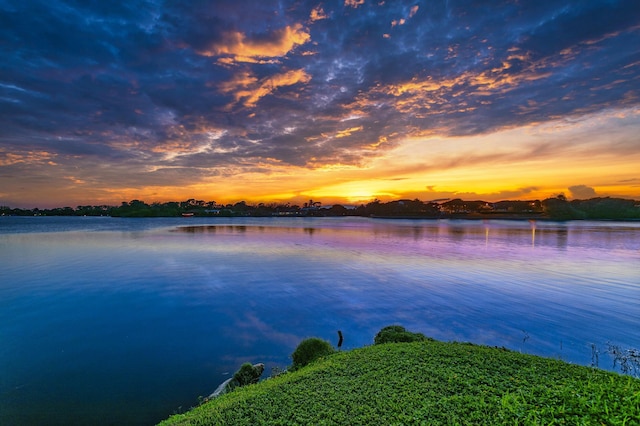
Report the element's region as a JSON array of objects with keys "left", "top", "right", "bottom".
[{"left": 1, "top": 216, "right": 639, "bottom": 425}]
